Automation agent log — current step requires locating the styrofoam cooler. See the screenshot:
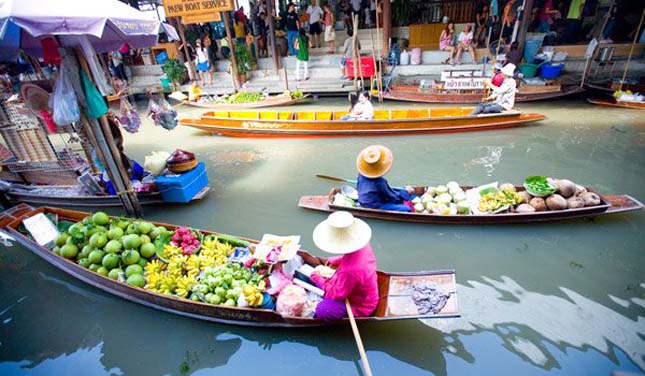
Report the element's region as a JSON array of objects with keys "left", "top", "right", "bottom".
[{"left": 154, "top": 162, "right": 208, "bottom": 203}]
